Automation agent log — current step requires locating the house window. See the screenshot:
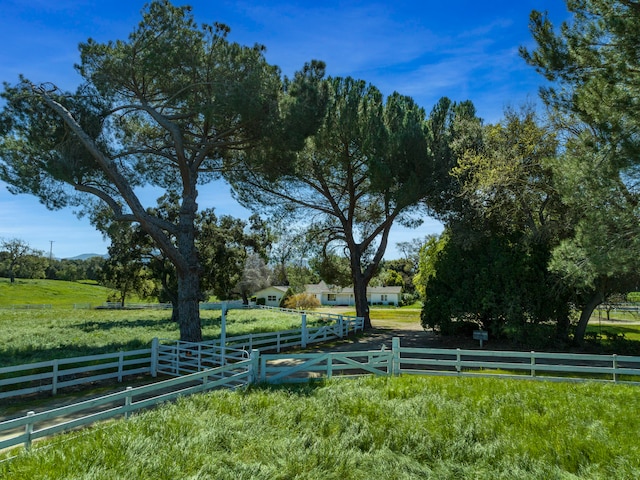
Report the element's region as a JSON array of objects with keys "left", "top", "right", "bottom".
[
  {"left": 327, "top": 294, "right": 337, "bottom": 302},
  {"left": 267, "top": 295, "right": 277, "bottom": 302},
  {"left": 381, "top": 294, "right": 388, "bottom": 302}
]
